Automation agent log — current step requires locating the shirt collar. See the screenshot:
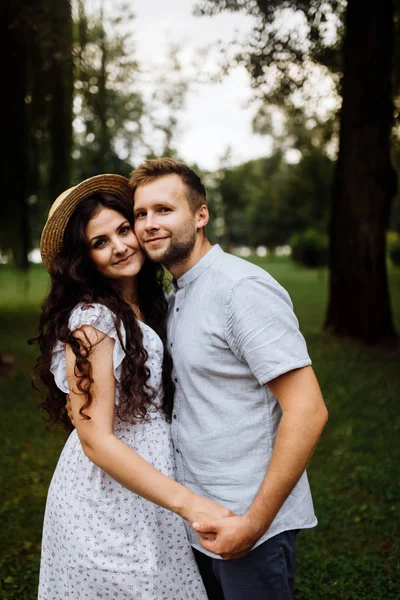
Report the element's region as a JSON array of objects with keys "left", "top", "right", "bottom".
[{"left": 173, "top": 244, "right": 223, "bottom": 289}]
